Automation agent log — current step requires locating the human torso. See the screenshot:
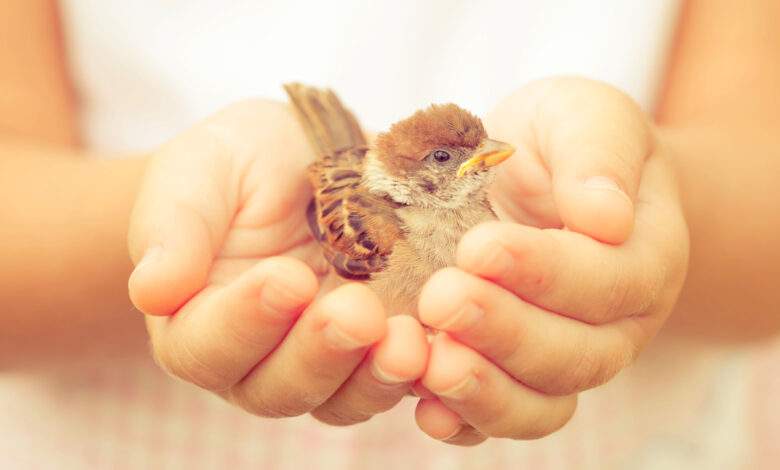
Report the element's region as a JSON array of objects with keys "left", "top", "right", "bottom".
[{"left": 60, "top": 0, "right": 680, "bottom": 152}]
